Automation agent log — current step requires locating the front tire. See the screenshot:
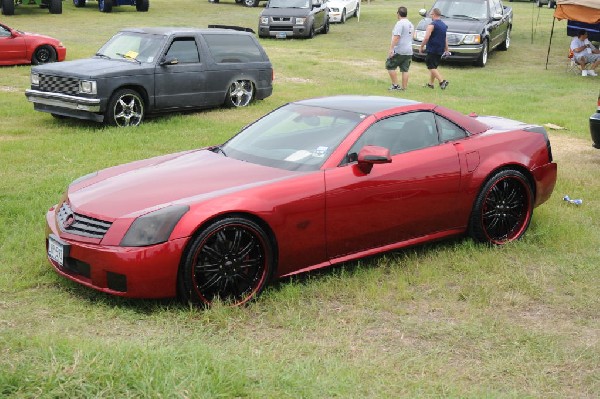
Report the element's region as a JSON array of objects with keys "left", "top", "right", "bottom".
[
  {"left": 224, "top": 80, "right": 254, "bottom": 108},
  {"left": 341, "top": 9, "right": 346, "bottom": 24},
  {"left": 98, "top": 0, "right": 112, "bottom": 12},
  {"left": 32, "top": 45, "right": 57, "bottom": 65},
  {"left": 136, "top": 0, "right": 149, "bottom": 11},
  {"left": 469, "top": 169, "right": 533, "bottom": 245},
  {"left": 178, "top": 217, "right": 274, "bottom": 306},
  {"left": 475, "top": 39, "right": 488, "bottom": 67},
  {"left": 49, "top": 0, "right": 62, "bottom": 13},
  {"left": 243, "top": 0, "right": 259, "bottom": 7},
  {"left": 105, "top": 89, "right": 144, "bottom": 127},
  {"left": 322, "top": 18, "right": 329, "bottom": 34},
  {"left": 1, "top": 0, "right": 15, "bottom": 15}
]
